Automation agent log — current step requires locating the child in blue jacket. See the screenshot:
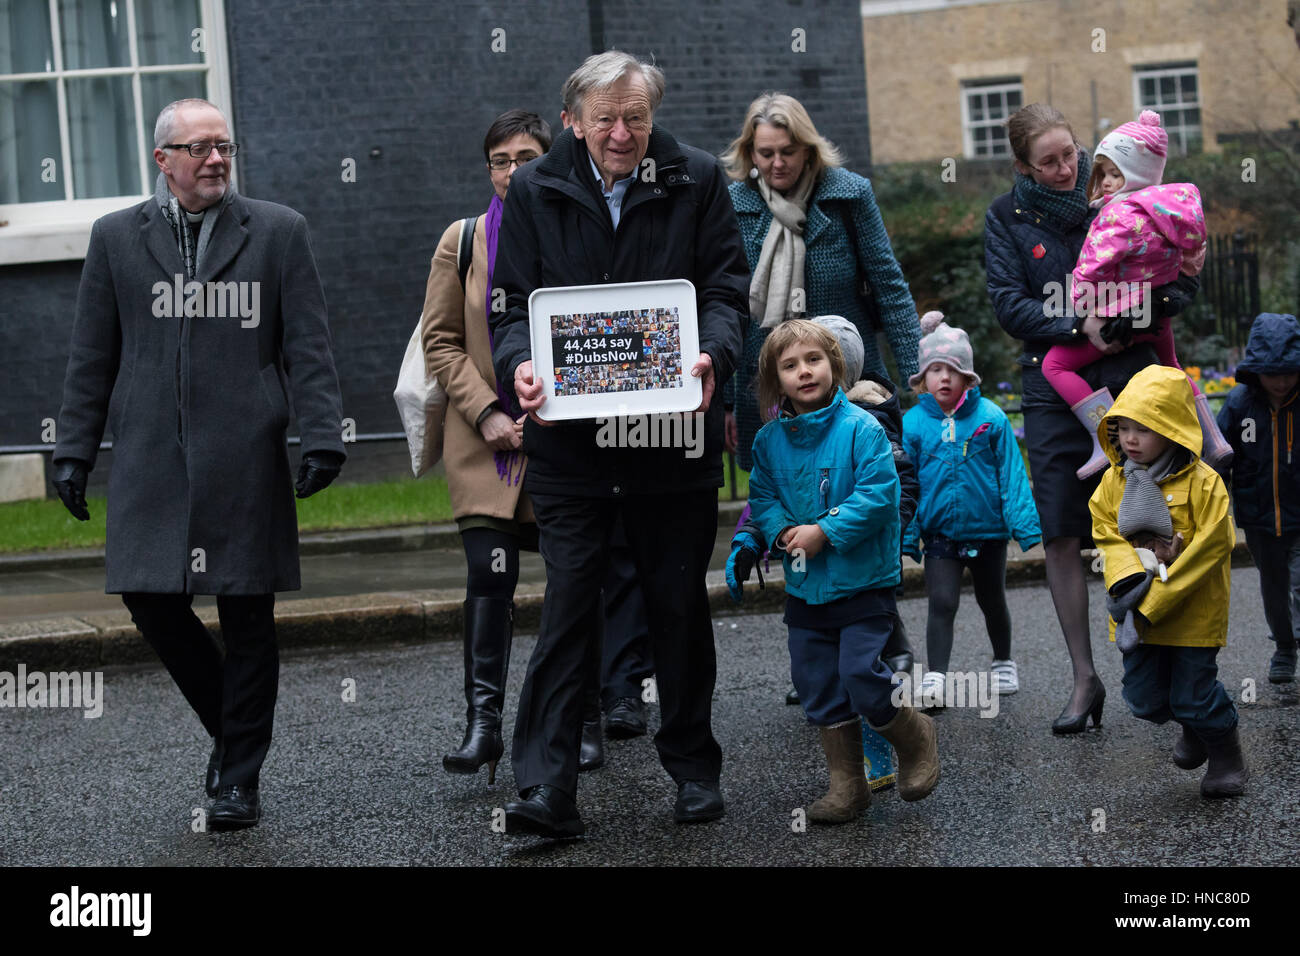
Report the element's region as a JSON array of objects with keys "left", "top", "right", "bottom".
[
  {"left": 903, "top": 312, "right": 1042, "bottom": 705},
  {"left": 748, "top": 319, "right": 940, "bottom": 825},
  {"left": 1217, "top": 312, "right": 1300, "bottom": 683}
]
